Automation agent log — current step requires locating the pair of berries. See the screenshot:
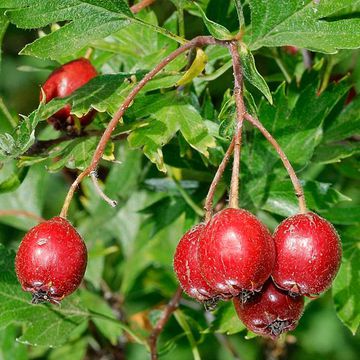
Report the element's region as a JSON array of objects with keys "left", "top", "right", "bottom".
[{"left": 173, "top": 208, "right": 342, "bottom": 338}]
